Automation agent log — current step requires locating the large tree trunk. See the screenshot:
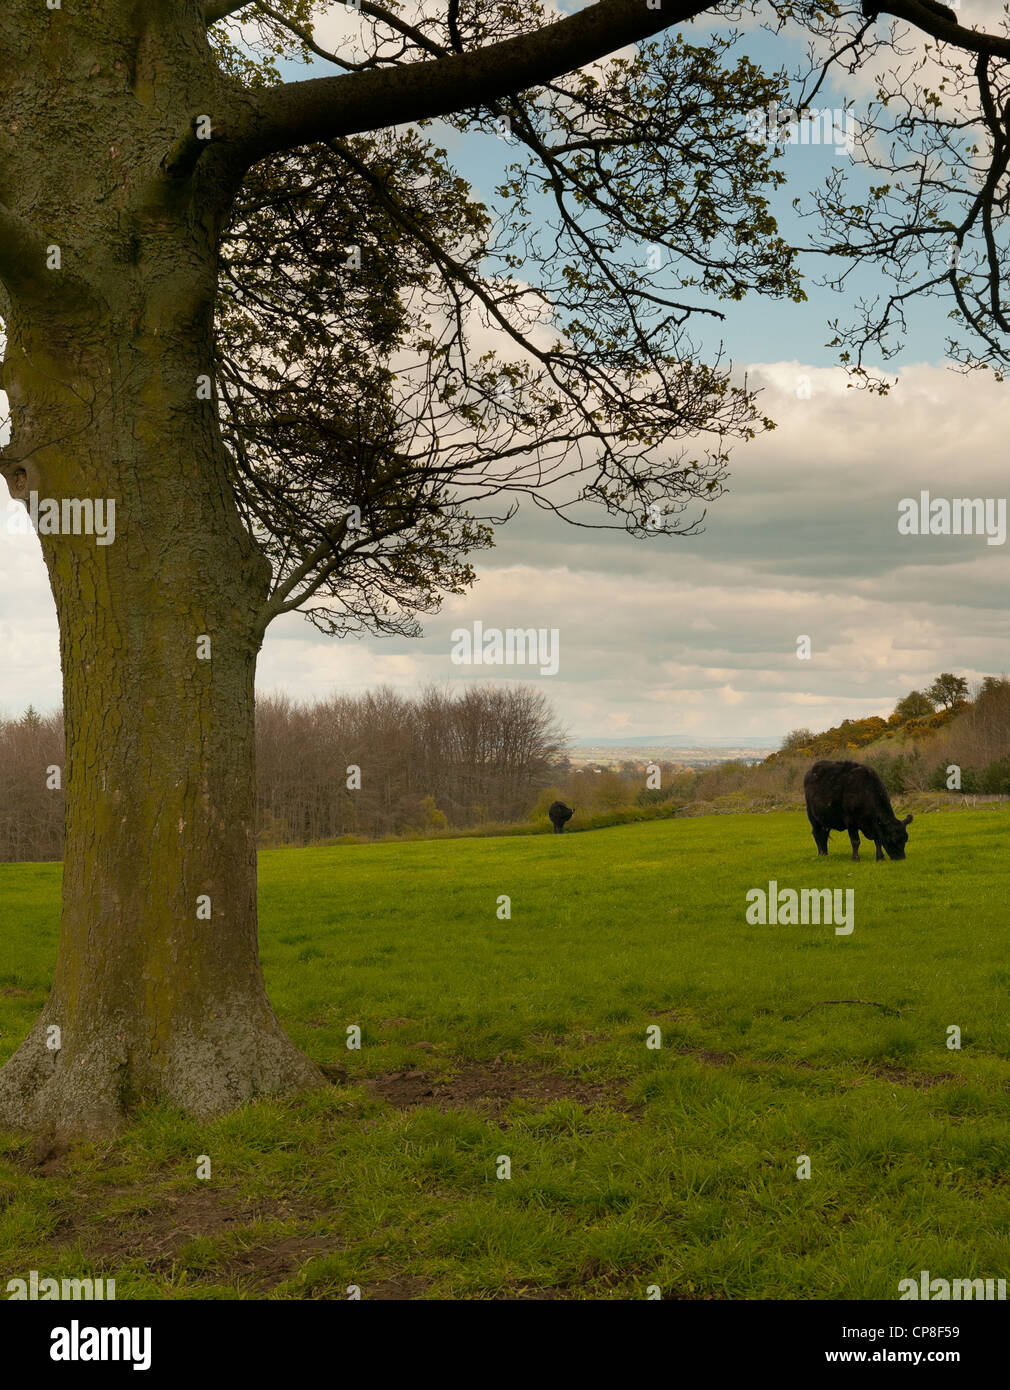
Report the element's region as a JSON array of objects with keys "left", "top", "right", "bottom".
[
  {"left": 0, "top": 325, "right": 325, "bottom": 1131},
  {"left": 0, "top": 1, "right": 324, "bottom": 1130}
]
